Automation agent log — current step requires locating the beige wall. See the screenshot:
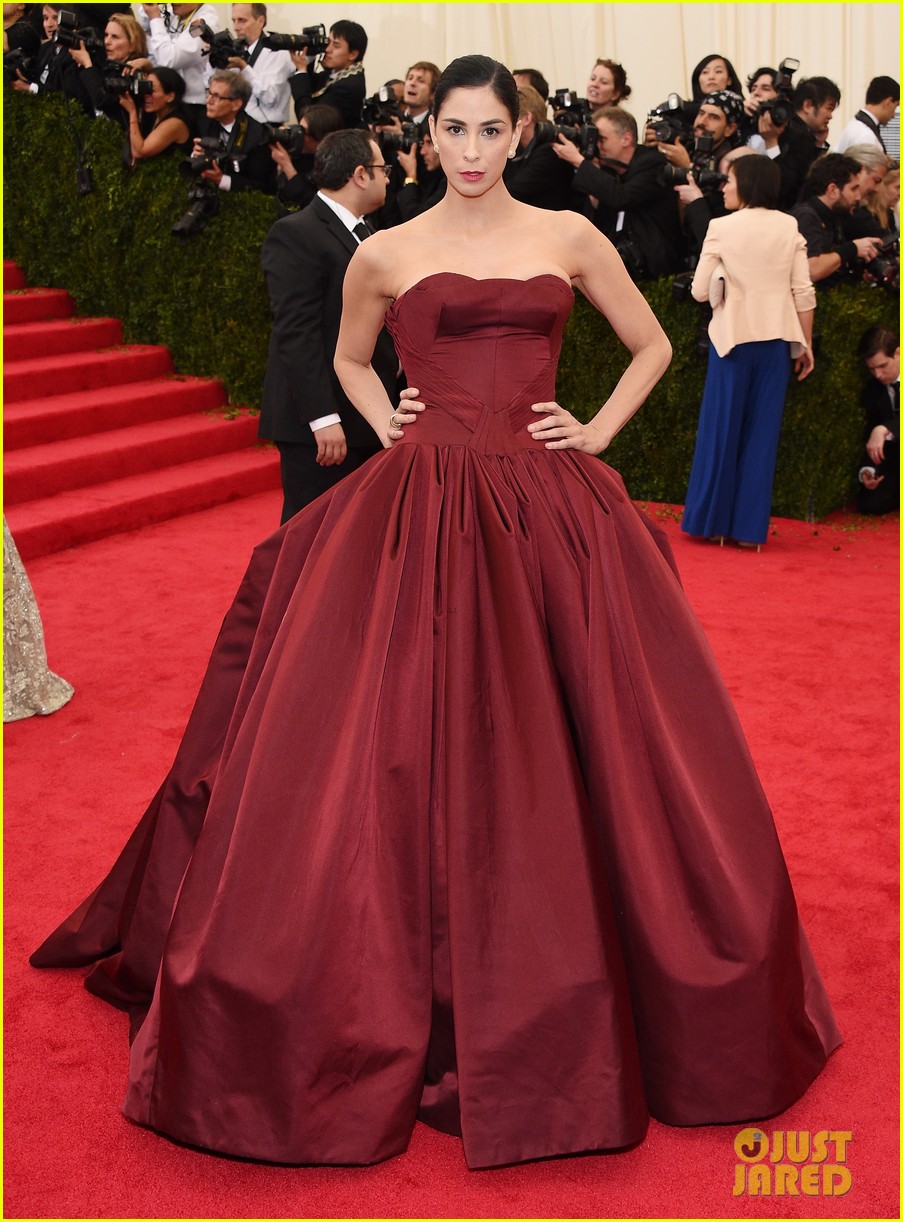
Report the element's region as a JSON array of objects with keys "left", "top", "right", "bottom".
[{"left": 207, "top": 3, "right": 899, "bottom": 133}]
